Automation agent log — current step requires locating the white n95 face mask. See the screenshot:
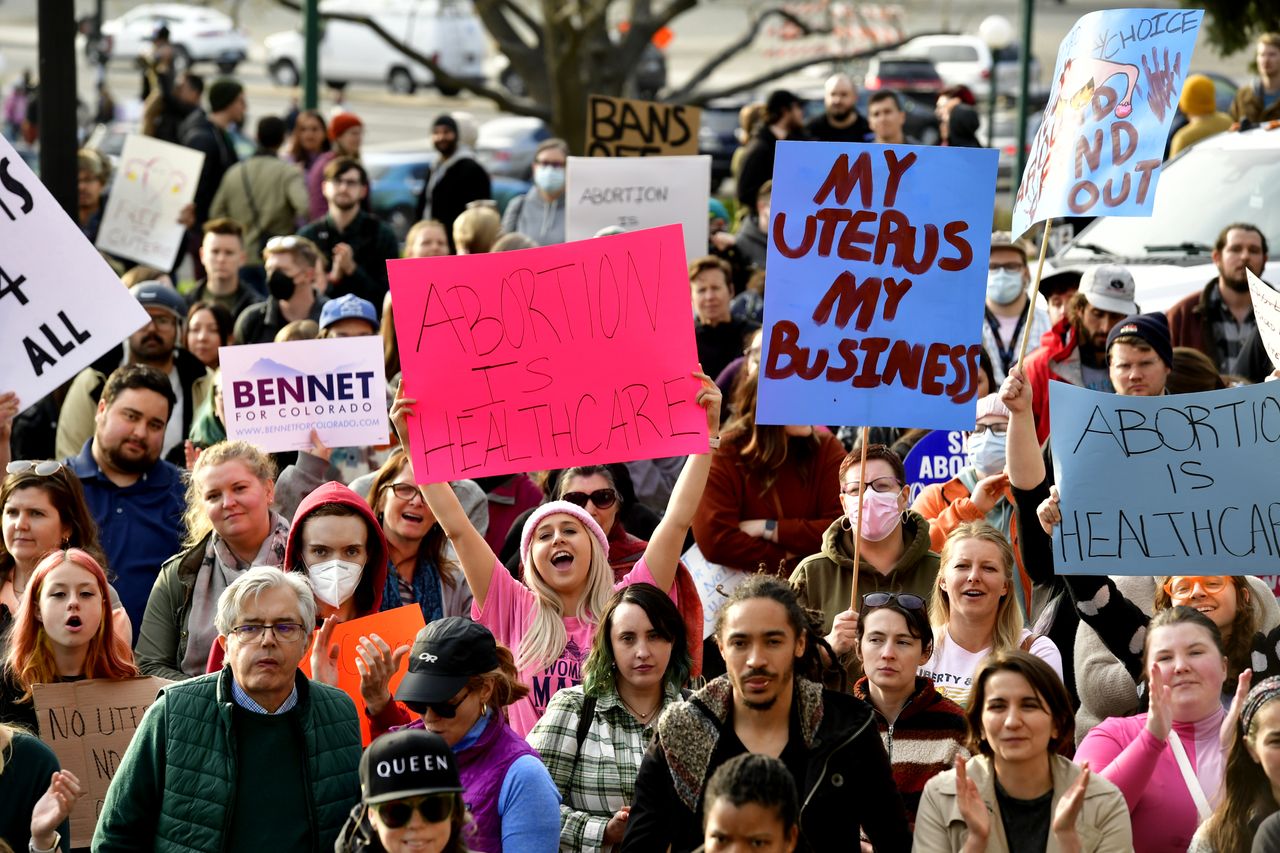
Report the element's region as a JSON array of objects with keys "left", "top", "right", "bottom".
[{"left": 308, "top": 559, "right": 363, "bottom": 607}]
